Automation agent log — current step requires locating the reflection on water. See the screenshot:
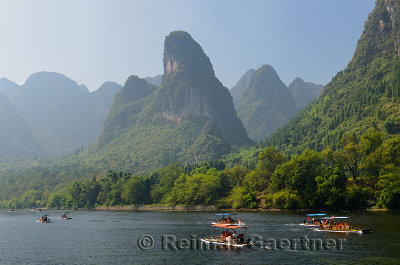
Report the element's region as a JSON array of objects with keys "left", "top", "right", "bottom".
[{"left": 0, "top": 210, "right": 399, "bottom": 264}]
